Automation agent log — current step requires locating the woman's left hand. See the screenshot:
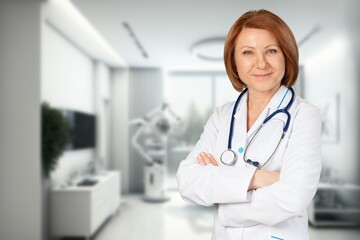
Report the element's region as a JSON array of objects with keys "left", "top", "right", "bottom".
[
  {"left": 197, "top": 152, "right": 219, "bottom": 166},
  {"left": 248, "top": 169, "right": 280, "bottom": 190}
]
